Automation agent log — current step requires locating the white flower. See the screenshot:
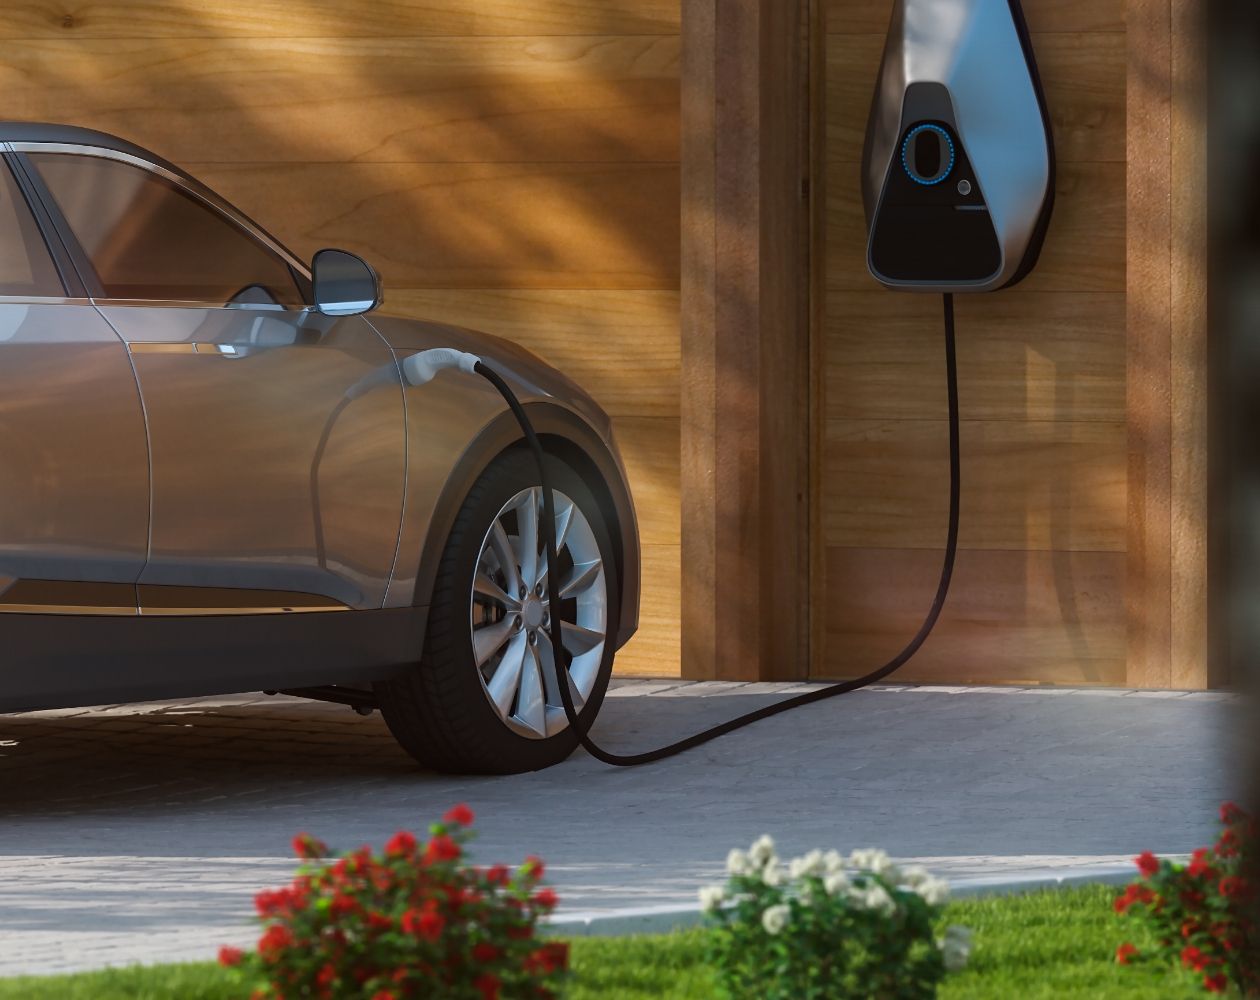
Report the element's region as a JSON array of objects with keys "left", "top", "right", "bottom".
[
  {"left": 788, "top": 850, "right": 825, "bottom": 880},
  {"left": 823, "top": 871, "right": 850, "bottom": 895},
  {"left": 699, "top": 885, "right": 726, "bottom": 913},
  {"left": 762, "top": 862, "right": 785, "bottom": 887},
  {"left": 749, "top": 835, "right": 776, "bottom": 867},
  {"left": 916, "top": 876, "right": 951, "bottom": 906},
  {"left": 823, "top": 849, "right": 845, "bottom": 874},
  {"left": 861, "top": 884, "right": 897, "bottom": 916},
  {"left": 847, "top": 848, "right": 890, "bottom": 873},
  {"left": 761, "top": 903, "right": 790, "bottom": 935},
  {"left": 899, "top": 865, "right": 930, "bottom": 888},
  {"left": 940, "top": 925, "right": 972, "bottom": 971},
  {"left": 726, "top": 848, "right": 750, "bottom": 876}
]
